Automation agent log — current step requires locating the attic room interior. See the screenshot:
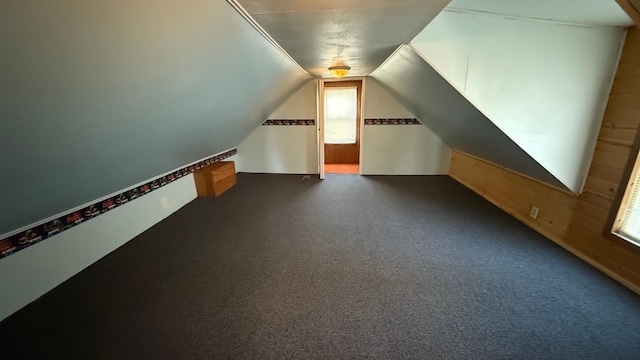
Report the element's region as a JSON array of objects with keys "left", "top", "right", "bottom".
[{"left": 2, "top": 0, "right": 640, "bottom": 358}]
